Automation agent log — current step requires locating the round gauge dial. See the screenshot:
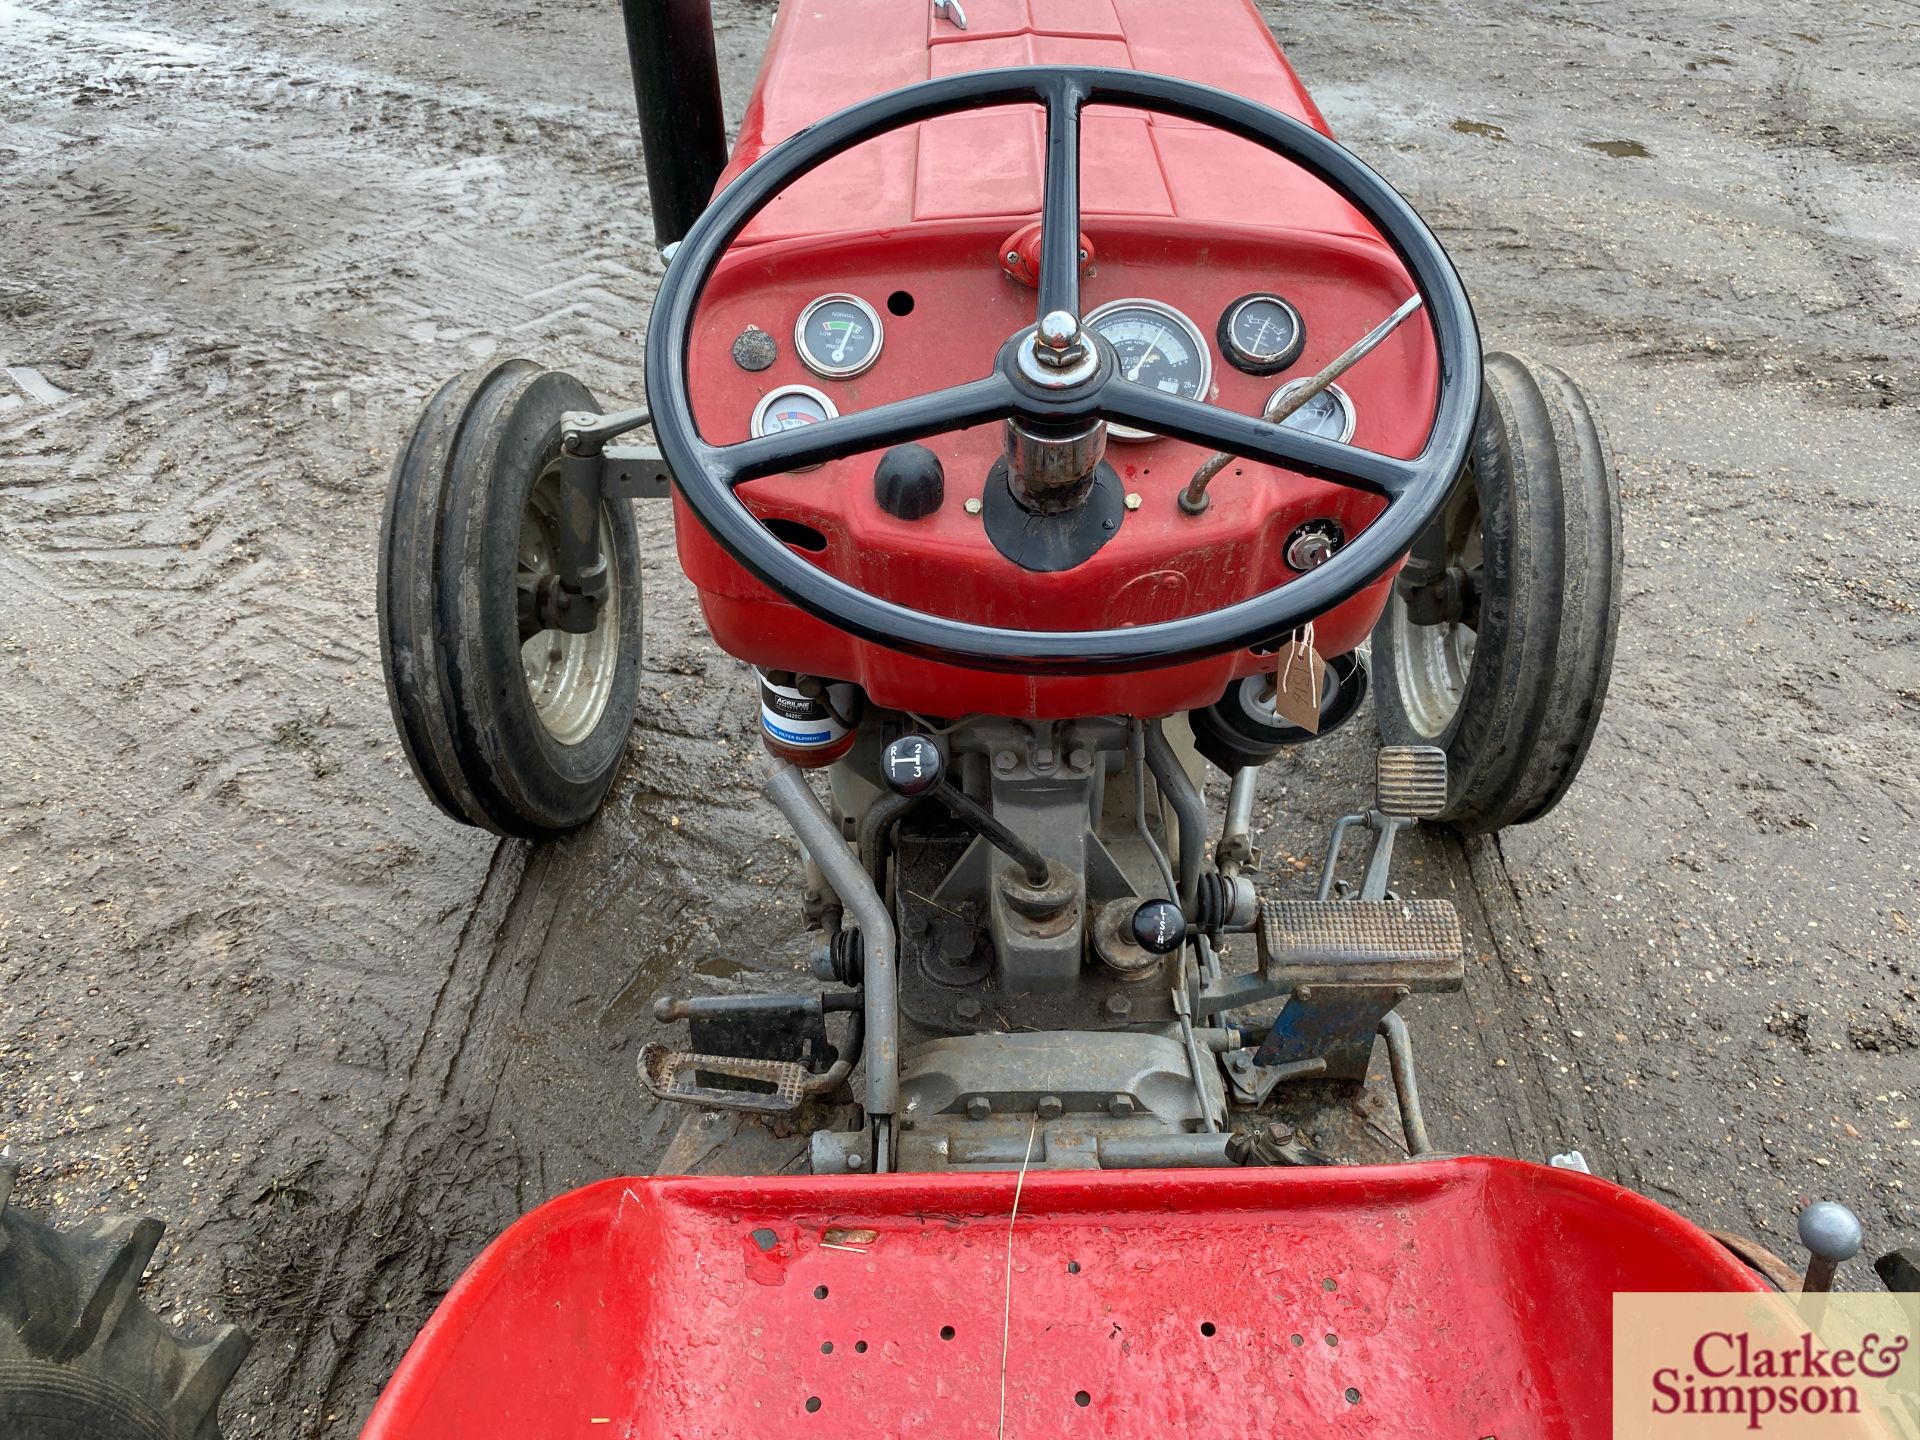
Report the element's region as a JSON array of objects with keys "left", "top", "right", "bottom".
[
  {"left": 1267, "top": 380, "right": 1356, "bottom": 444},
  {"left": 795, "top": 293, "right": 884, "bottom": 379},
  {"left": 1218, "top": 293, "right": 1306, "bottom": 375},
  {"left": 750, "top": 384, "right": 837, "bottom": 471},
  {"left": 1085, "top": 299, "right": 1213, "bottom": 442}
]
